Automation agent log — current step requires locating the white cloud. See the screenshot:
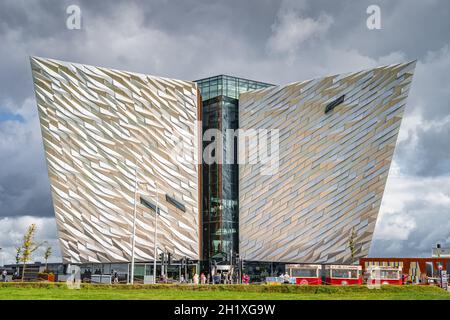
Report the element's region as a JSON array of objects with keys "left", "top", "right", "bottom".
[
  {"left": 267, "top": 9, "right": 334, "bottom": 62},
  {"left": 371, "top": 174, "right": 450, "bottom": 256},
  {"left": 374, "top": 211, "right": 416, "bottom": 241},
  {"left": 408, "top": 45, "right": 450, "bottom": 120},
  {"left": 376, "top": 51, "right": 408, "bottom": 66},
  {"left": 0, "top": 216, "right": 60, "bottom": 265}
]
